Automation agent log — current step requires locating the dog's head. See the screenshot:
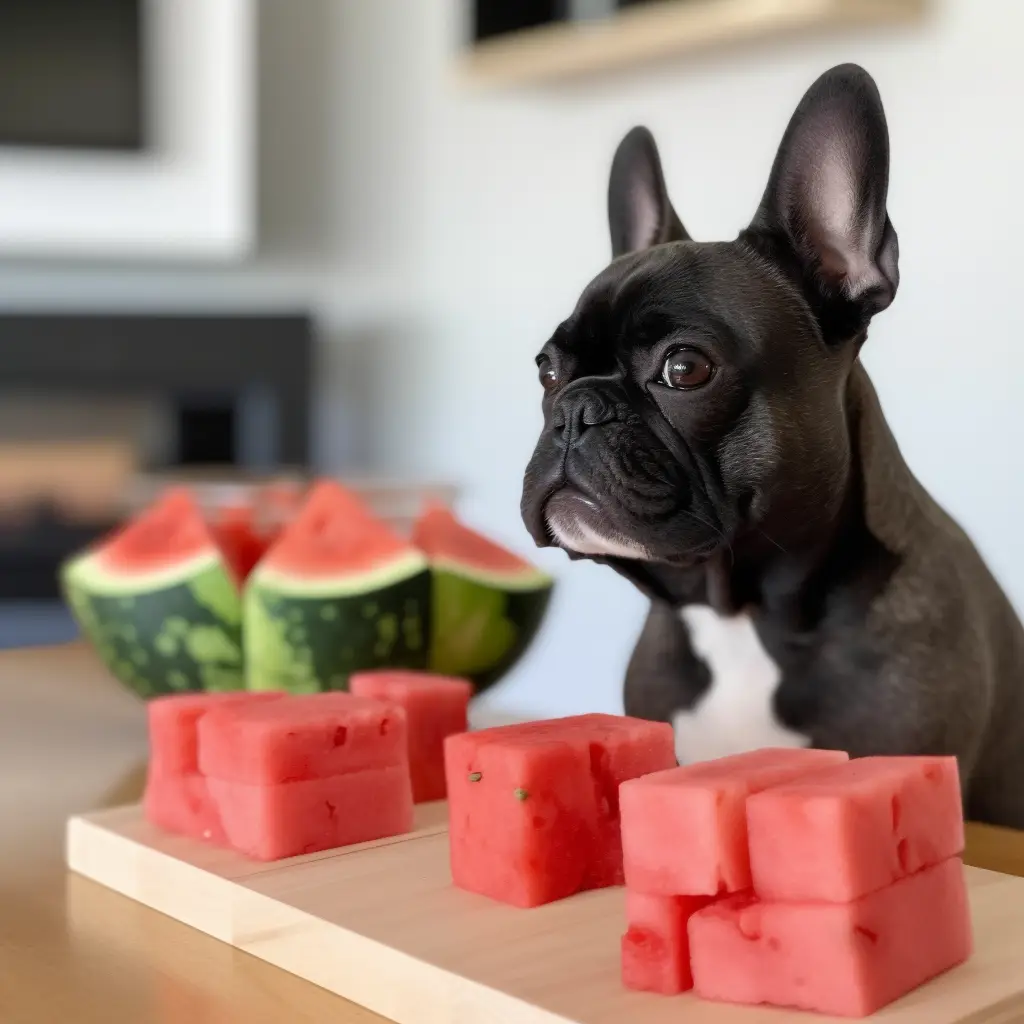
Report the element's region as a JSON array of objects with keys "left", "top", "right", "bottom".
[{"left": 521, "top": 64, "right": 899, "bottom": 600}]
